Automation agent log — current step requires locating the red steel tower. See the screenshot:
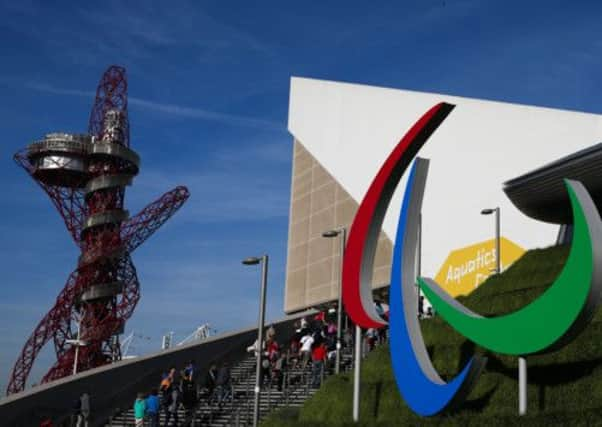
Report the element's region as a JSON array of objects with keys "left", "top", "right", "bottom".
[{"left": 7, "top": 65, "right": 190, "bottom": 394}]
